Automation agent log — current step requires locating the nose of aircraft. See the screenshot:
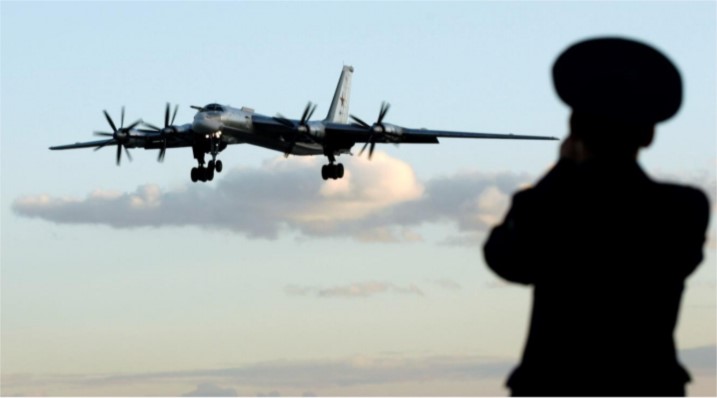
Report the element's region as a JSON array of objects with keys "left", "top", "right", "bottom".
[{"left": 193, "top": 112, "right": 222, "bottom": 134}]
